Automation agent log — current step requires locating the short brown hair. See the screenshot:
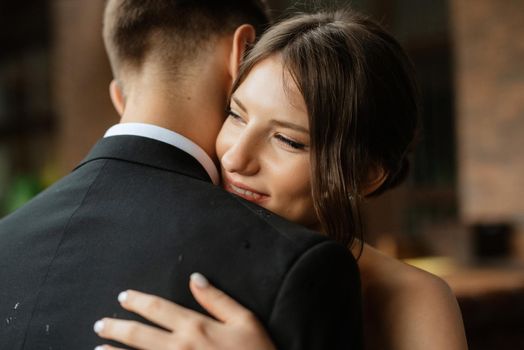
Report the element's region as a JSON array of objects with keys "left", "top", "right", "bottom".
[
  {"left": 232, "top": 9, "right": 420, "bottom": 248},
  {"left": 103, "top": 0, "right": 271, "bottom": 77}
]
